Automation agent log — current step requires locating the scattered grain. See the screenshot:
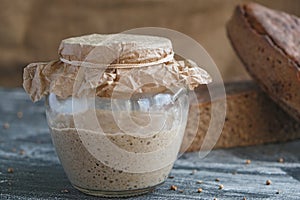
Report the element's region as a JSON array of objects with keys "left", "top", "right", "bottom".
[
  {"left": 3, "top": 123, "right": 10, "bottom": 129},
  {"left": 245, "top": 159, "right": 251, "bottom": 164},
  {"left": 197, "top": 188, "right": 203, "bottom": 193},
  {"left": 7, "top": 168, "right": 14, "bottom": 173},
  {"left": 196, "top": 180, "right": 203, "bottom": 184},
  {"left": 266, "top": 180, "right": 272, "bottom": 185},
  {"left": 170, "top": 185, "right": 177, "bottom": 191},
  {"left": 17, "top": 112, "right": 23, "bottom": 119},
  {"left": 219, "top": 184, "right": 224, "bottom": 190},
  {"left": 19, "top": 150, "right": 25, "bottom": 155},
  {"left": 278, "top": 158, "right": 284, "bottom": 163}
]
